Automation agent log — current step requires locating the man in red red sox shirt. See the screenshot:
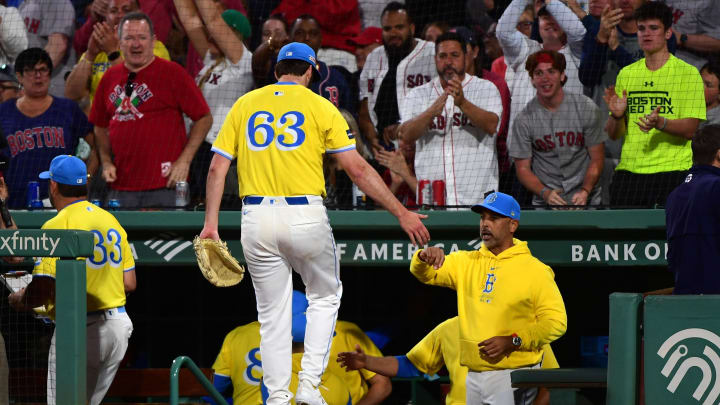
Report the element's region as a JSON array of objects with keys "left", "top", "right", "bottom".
[{"left": 90, "top": 12, "right": 212, "bottom": 208}]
